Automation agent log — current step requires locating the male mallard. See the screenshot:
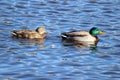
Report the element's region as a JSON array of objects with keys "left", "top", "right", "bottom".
[
  {"left": 61, "top": 27, "right": 105, "bottom": 46},
  {"left": 12, "top": 27, "right": 48, "bottom": 39}
]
